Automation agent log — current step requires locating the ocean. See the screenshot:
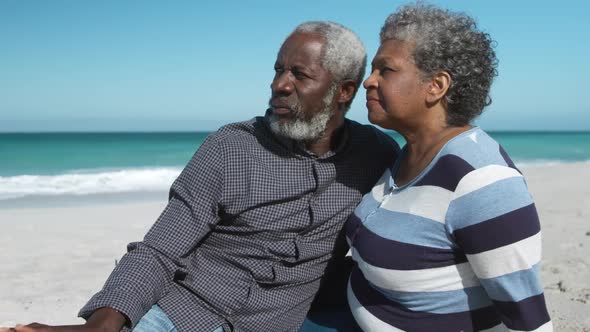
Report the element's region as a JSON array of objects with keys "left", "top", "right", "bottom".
[{"left": 1, "top": 130, "right": 589, "bottom": 203}]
